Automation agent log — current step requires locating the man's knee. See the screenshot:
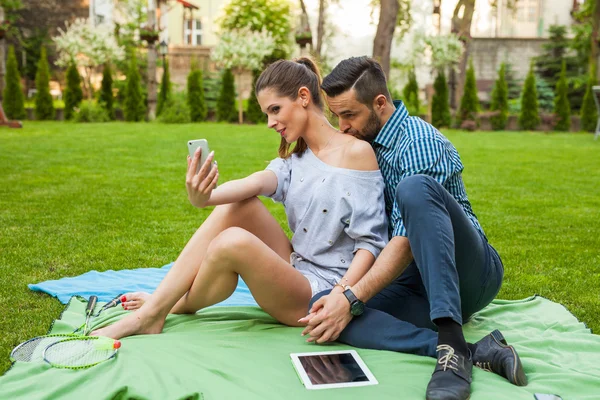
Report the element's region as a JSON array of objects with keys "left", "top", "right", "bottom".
[
  {"left": 395, "top": 174, "right": 439, "bottom": 209},
  {"left": 308, "top": 289, "right": 331, "bottom": 311}
]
